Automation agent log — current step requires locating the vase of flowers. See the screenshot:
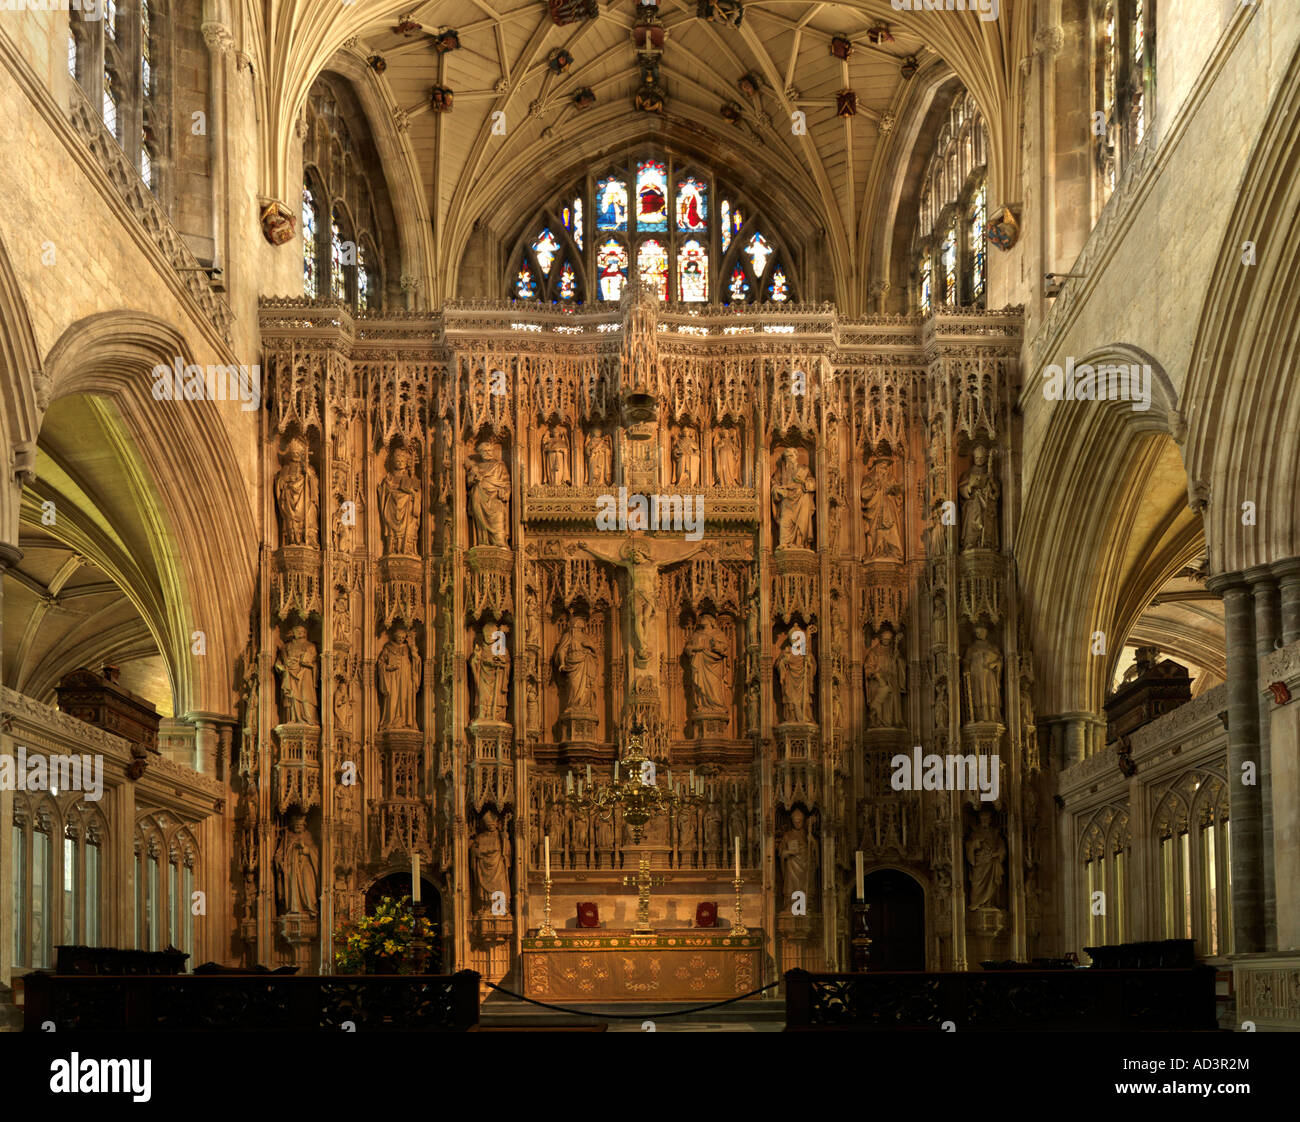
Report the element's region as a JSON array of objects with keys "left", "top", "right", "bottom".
[{"left": 333, "top": 895, "right": 437, "bottom": 975}]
